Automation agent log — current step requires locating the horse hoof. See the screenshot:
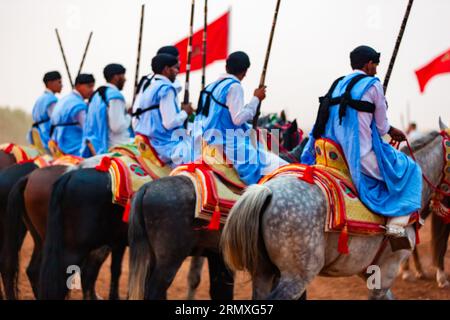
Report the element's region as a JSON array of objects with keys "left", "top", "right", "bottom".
[
  {"left": 438, "top": 280, "right": 450, "bottom": 289},
  {"left": 401, "top": 271, "right": 416, "bottom": 282}
]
